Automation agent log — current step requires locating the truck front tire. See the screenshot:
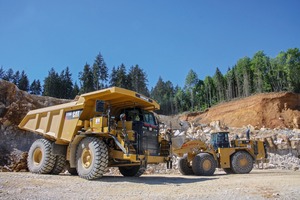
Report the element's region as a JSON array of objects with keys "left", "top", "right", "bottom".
[
  {"left": 27, "top": 139, "right": 56, "bottom": 174},
  {"left": 76, "top": 137, "right": 108, "bottom": 180}
]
